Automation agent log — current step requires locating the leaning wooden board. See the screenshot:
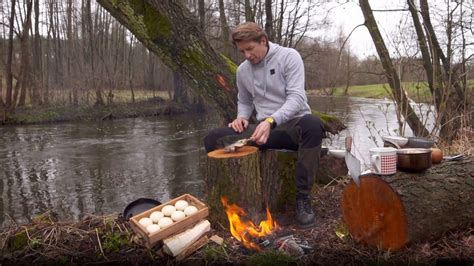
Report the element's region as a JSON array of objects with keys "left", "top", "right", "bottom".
[{"left": 130, "top": 194, "right": 209, "bottom": 248}]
